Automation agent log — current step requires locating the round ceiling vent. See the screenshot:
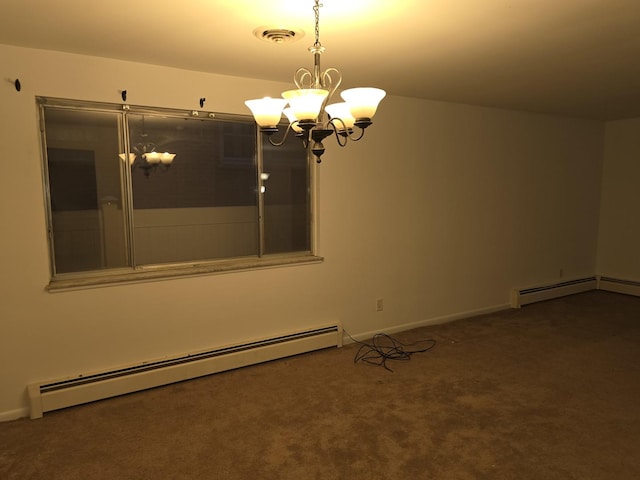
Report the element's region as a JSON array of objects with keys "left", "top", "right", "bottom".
[{"left": 253, "top": 26, "right": 304, "bottom": 45}]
